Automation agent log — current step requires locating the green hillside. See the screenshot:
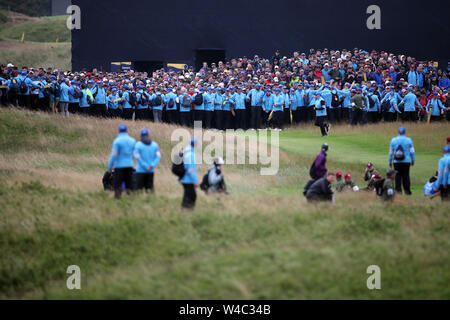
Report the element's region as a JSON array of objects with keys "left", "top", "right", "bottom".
[{"left": 0, "top": 108, "right": 448, "bottom": 299}]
